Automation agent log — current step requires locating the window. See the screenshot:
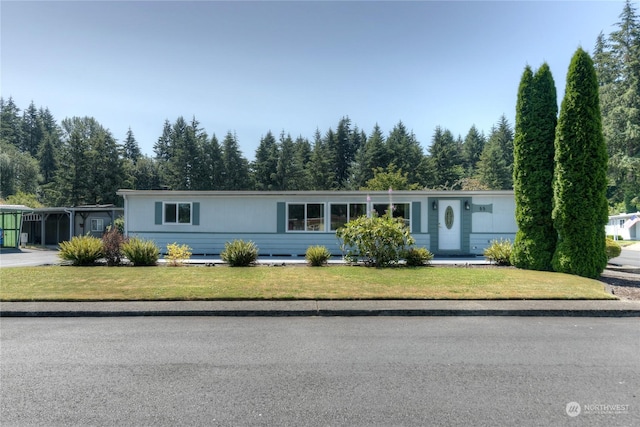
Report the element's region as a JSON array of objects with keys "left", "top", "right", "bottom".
[
  {"left": 288, "top": 203, "right": 325, "bottom": 231},
  {"left": 164, "top": 202, "right": 191, "bottom": 224},
  {"left": 90, "top": 218, "right": 104, "bottom": 232},
  {"left": 330, "top": 203, "right": 367, "bottom": 230},
  {"left": 373, "top": 203, "right": 410, "bottom": 227}
]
